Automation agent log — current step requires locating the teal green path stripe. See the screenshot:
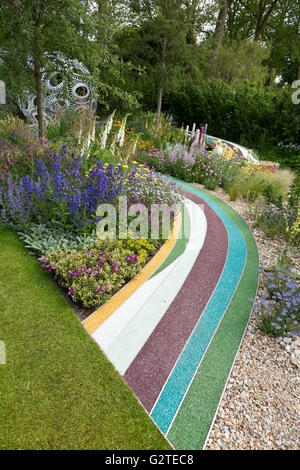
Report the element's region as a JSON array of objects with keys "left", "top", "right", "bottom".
[
  {"left": 150, "top": 204, "right": 190, "bottom": 279},
  {"left": 151, "top": 181, "right": 247, "bottom": 434},
  {"left": 168, "top": 184, "right": 259, "bottom": 450}
]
